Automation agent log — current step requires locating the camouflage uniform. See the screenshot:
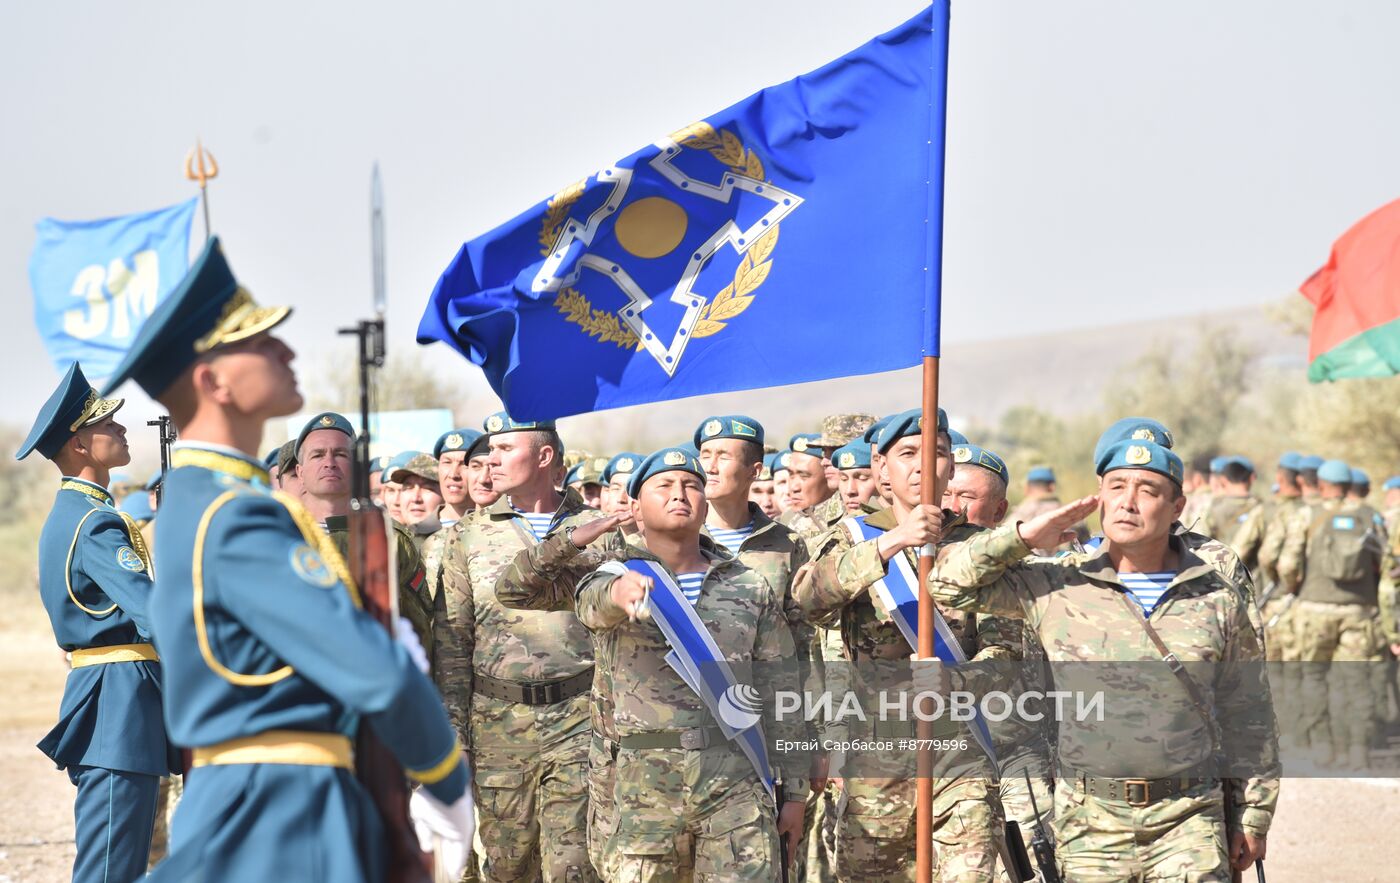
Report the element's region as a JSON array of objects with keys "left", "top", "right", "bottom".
[
  {"left": 1276, "top": 497, "right": 1385, "bottom": 761},
  {"left": 986, "top": 623, "right": 1055, "bottom": 865},
  {"left": 436, "top": 490, "right": 603, "bottom": 882},
  {"left": 929, "top": 523, "right": 1281, "bottom": 882},
  {"left": 1200, "top": 494, "right": 1261, "bottom": 548},
  {"left": 792, "top": 508, "right": 1020, "bottom": 883},
  {"left": 574, "top": 543, "right": 810, "bottom": 882},
  {"left": 1255, "top": 496, "right": 1306, "bottom": 709},
  {"left": 780, "top": 493, "right": 845, "bottom": 553},
  {"left": 1179, "top": 489, "right": 1212, "bottom": 533}
]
